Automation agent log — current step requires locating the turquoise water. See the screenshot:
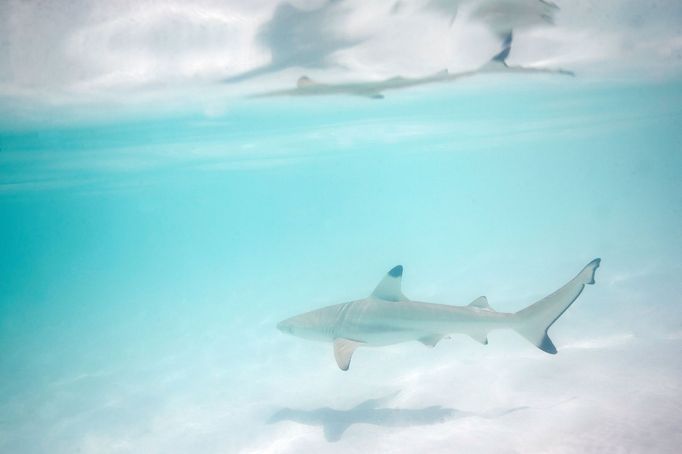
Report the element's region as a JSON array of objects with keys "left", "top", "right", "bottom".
[{"left": 1, "top": 77, "right": 681, "bottom": 452}]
